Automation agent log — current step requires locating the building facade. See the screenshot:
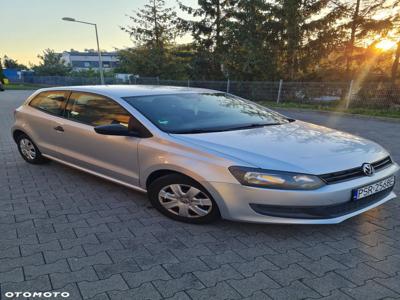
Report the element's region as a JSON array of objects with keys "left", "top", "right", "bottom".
[{"left": 61, "top": 50, "right": 119, "bottom": 71}]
